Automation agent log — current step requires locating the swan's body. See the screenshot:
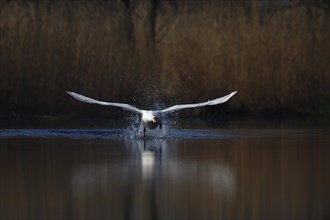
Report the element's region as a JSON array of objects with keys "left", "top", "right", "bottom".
[
  {"left": 66, "top": 91, "right": 237, "bottom": 136},
  {"left": 141, "top": 110, "right": 163, "bottom": 130}
]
